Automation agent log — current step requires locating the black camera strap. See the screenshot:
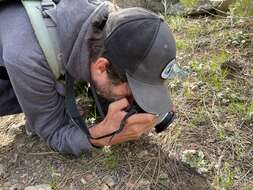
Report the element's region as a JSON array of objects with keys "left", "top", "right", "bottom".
[
  {"left": 89, "top": 84, "right": 105, "bottom": 119},
  {"left": 0, "top": 66, "right": 10, "bottom": 80},
  {"left": 65, "top": 72, "right": 92, "bottom": 137}
]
